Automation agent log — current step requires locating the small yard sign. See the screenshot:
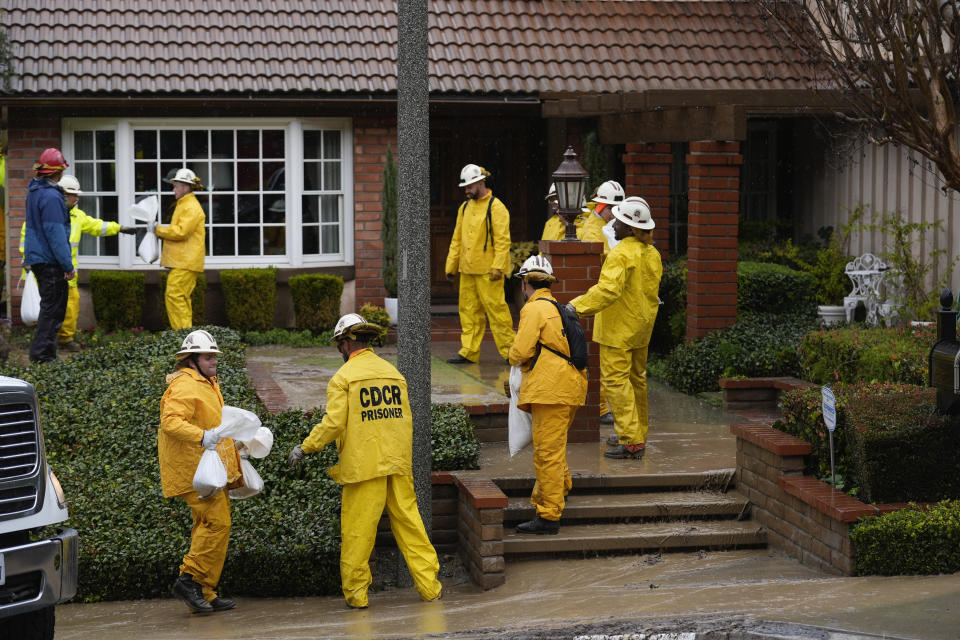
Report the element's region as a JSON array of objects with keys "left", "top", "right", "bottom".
[{"left": 822, "top": 386, "right": 837, "bottom": 432}]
